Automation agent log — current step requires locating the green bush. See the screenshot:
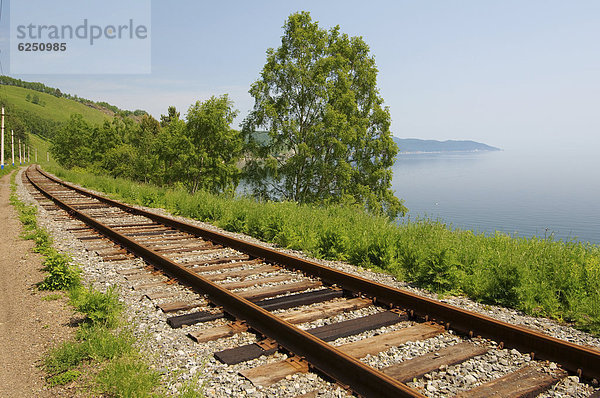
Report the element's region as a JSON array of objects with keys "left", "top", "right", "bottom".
[
  {"left": 38, "top": 251, "right": 81, "bottom": 291},
  {"left": 70, "top": 285, "right": 123, "bottom": 328},
  {"left": 17, "top": 205, "right": 38, "bottom": 231},
  {"left": 28, "top": 228, "right": 53, "bottom": 253},
  {"left": 317, "top": 227, "right": 349, "bottom": 260}
]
